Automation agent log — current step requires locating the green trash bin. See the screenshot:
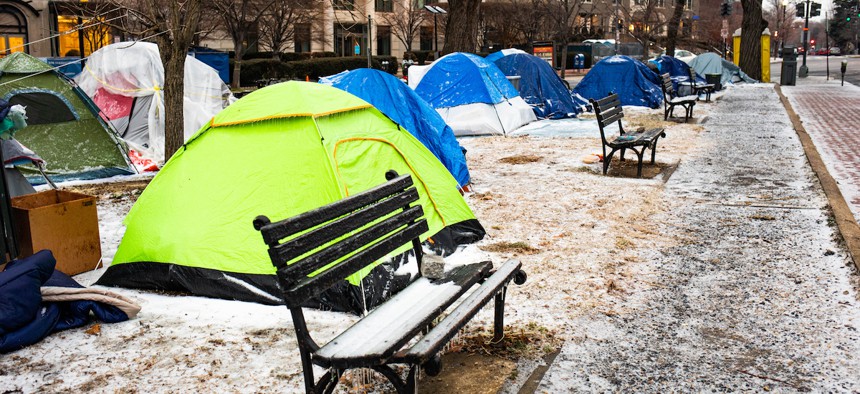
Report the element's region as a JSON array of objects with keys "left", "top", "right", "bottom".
[{"left": 705, "top": 73, "right": 722, "bottom": 91}]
